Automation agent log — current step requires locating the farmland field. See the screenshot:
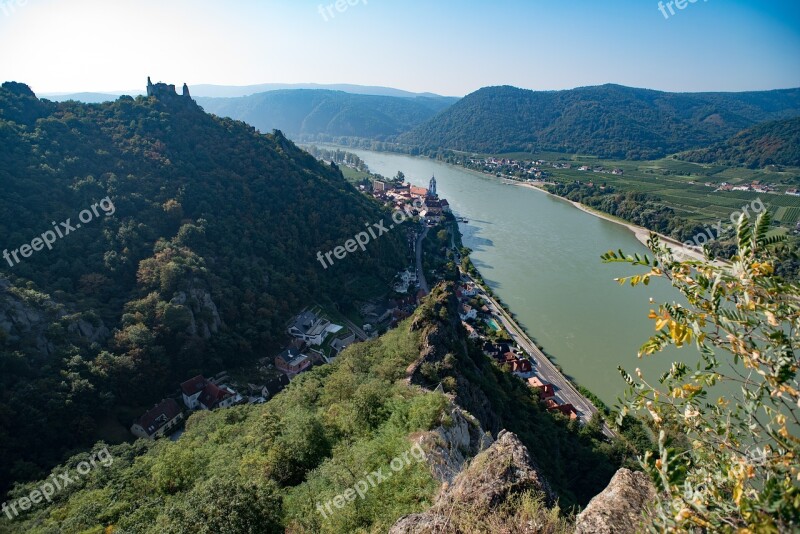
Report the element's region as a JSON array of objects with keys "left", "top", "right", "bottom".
[
  {"left": 528, "top": 154, "right": 800, "bottom": 227},
  {"left": 776, "top": 206, "right": 800, "bottom": 225}
]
